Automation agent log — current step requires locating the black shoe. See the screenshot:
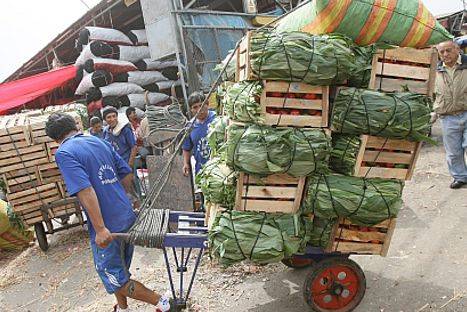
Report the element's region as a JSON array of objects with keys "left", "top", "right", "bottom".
[{"left": 450, "top": 180, "right": 466, "bottom": 189}]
